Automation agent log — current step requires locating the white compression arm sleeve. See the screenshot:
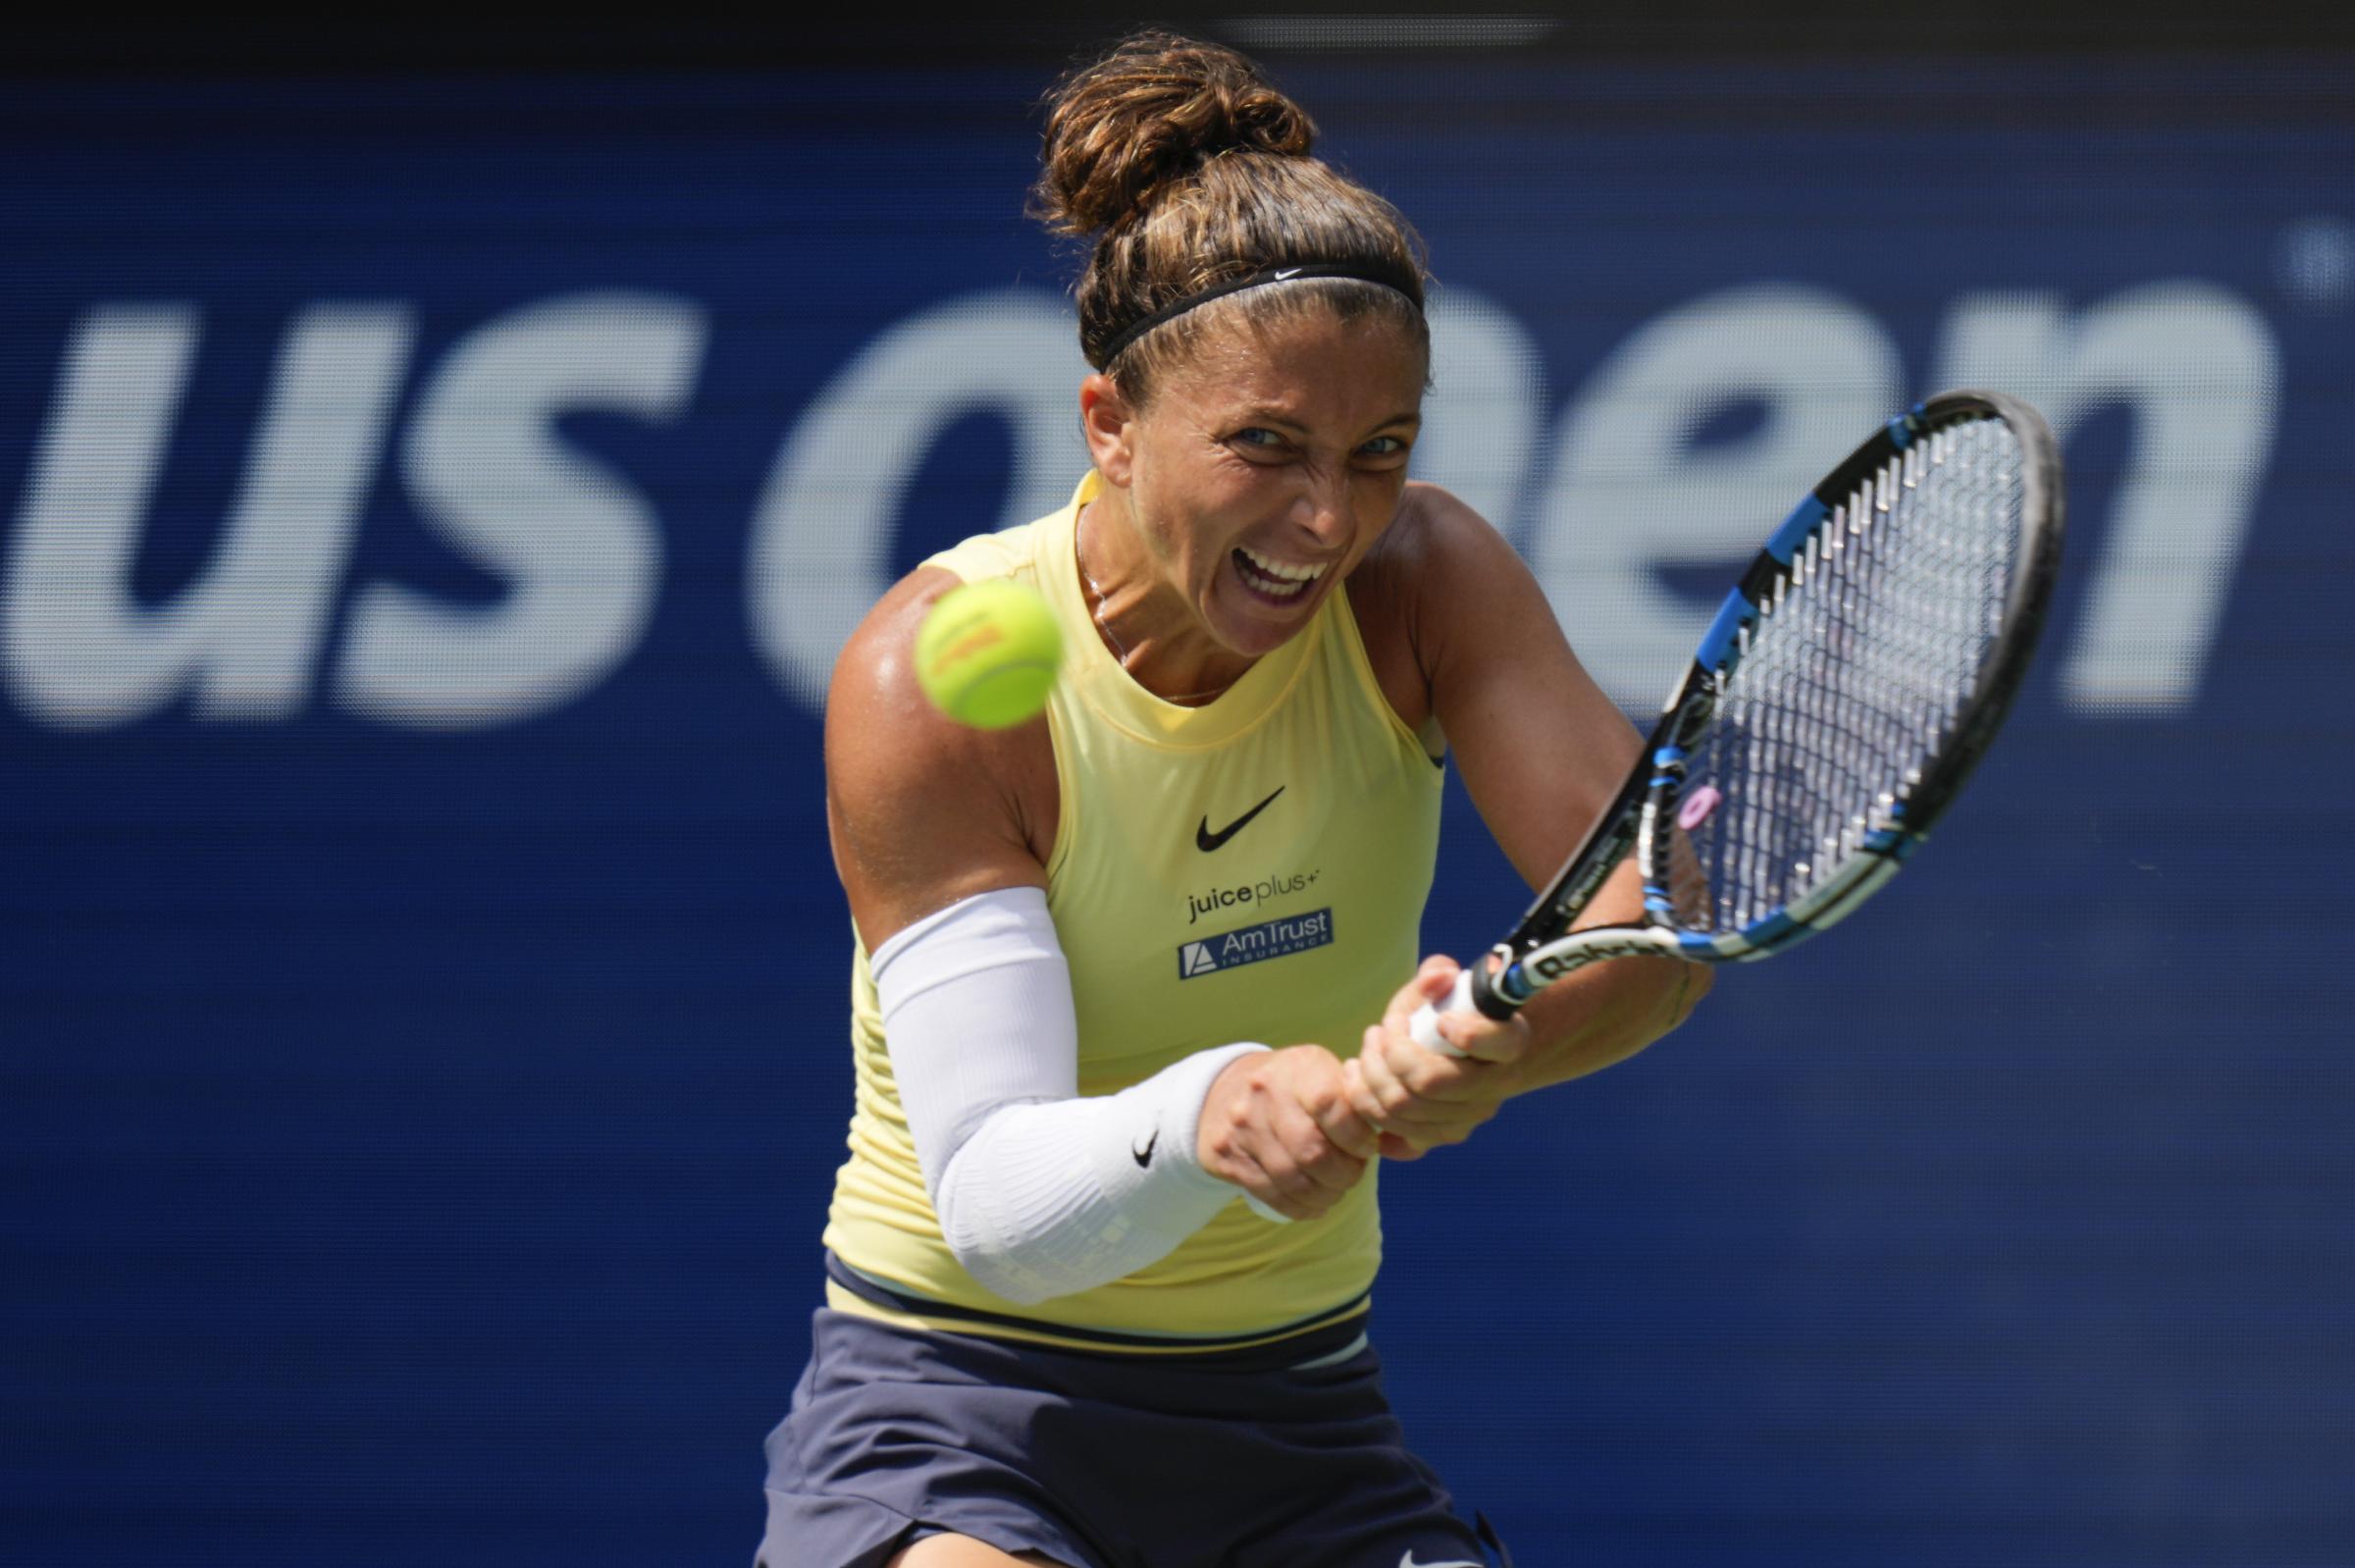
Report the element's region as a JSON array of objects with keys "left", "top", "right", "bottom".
[{"left": 872, "top": 886, "right": 1269, "bottom": 1306}]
